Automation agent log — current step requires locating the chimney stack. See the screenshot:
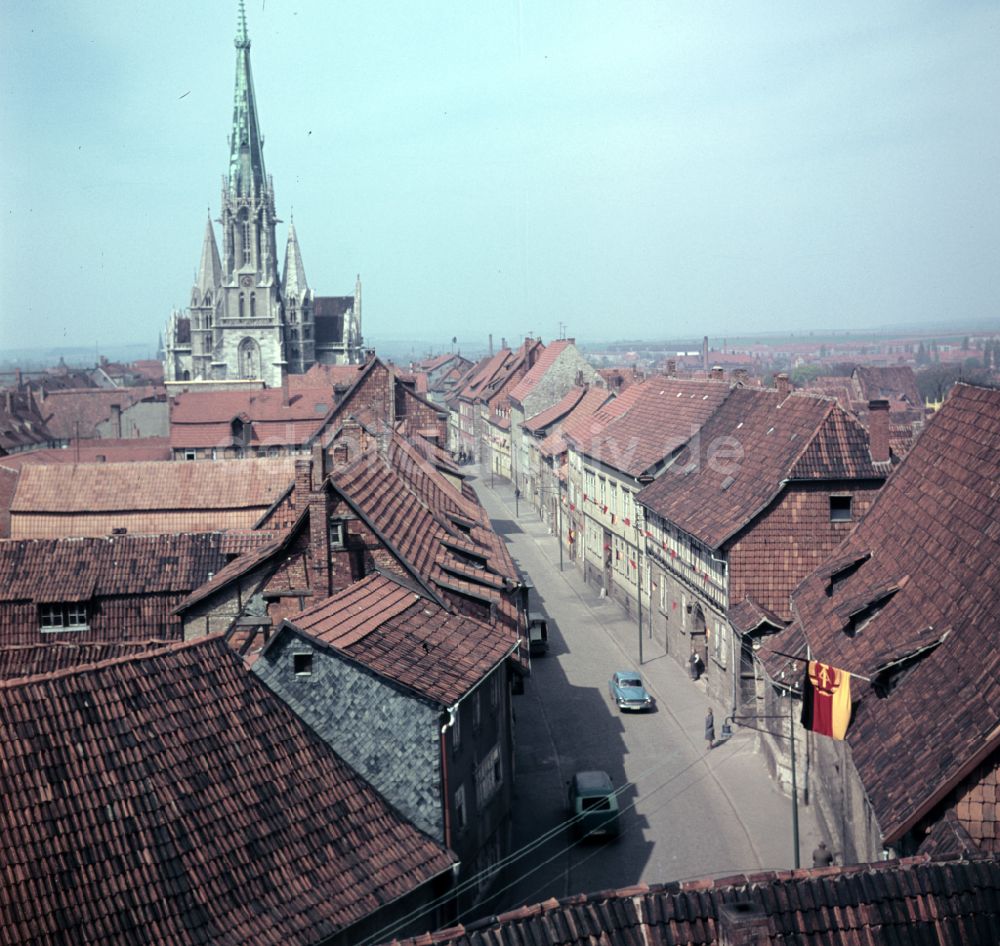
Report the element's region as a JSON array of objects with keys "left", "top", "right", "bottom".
[
  {"left": 702, "top": 335, "right": 709, "bottom": 372},
  {"left": 716, "top": 901, "right": 774, "bottom": 946},
  {"left": 280, "top": 366, "right": 290, "bottom": 407},
  {"left": 868, "top": 398, "right": 890, "bottom": 464},
  {"left": 775, "top": 373, "right": 791, "bottom": 399},
  {"left": 665, "top": 359, "right": 676, "bottom": 377},
  {"left": 710, "top": 365, "right": 724, "bottom": 381},
  {"left": 488, "top": 333, "right": 494, "bottom": 357}
]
